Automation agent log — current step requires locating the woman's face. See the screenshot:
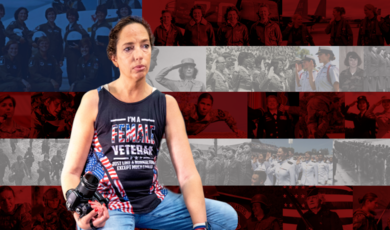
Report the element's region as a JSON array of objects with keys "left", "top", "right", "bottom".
[
  {"left": 317, "top": 53, "right": 329, "bottom": 63},
  {"left": 251, "top": 174, "right": 260, "bottom": 185},
  {"left": 18, "top": 9, "right": 27, "bottom": 22},
  {"left": 112, "top": 23, "right": 151, "bottom": 82},
  {"left": 80, "top": 45, "right": 89, "bottom": 56},
  {"left": 364, "top": 8, "right": 374, "bottom": 18},
  {"left": 358, "top": 100, "right": 368, "bottom": 111},
  {"left": 38, "top": 40, "right": 50, "bottom": 53},
  {"left": 305, "top": 152, "right": 311, "bottom": 161},
  {"left": 67, "top": 14, "right": 76, "bottom": 23},
  {"left": 252, "top": 203, "right": 264, "bottom": 220},
  {"left": 258, "top": 153, "right": 264, "bottom": 162},
  {"left": 333, "top": 9, "right": 340, "bottom": 18},
  {"left": 243, "top": 145, "right": 251, "bottom": 154},
  {"left": 0, "top": 191, "right": 15, "bottom": 214},
  {"left": 366, "top": 198, "right": 378, "bottom": 212},
  {"left": 382, "top": 99, "right": 390, "bottom": 110},
  {"left": 46, "top": 98, "right": 62, "bottom": 117},
  {"left": 162, "top": 12, "right": 172, "bottom": 25},
  {"left": 47, "top": 11, "right": 56, "bottom": 22},
  {"left": 47, "top": 198, "right": 60, "bottom": 209},
  {"left": 277, "top": 148, "right": 286, "bottom": 161},
  {"left": 8, "top": 44, "right": 18, "bottom": 58},
  {"left": 96, "top": 11, "right": 106, "bottom": 22},
  {"left": 192, "top": 9, "right": 203, "bottom": 22},
  {"left": 182, "top": 64, "right": 195, "bottom": 78},
  {"left": 227, "top": 10, "right": 238, "bottom": 24},
  {"left": 293, "top": 15, "right": 303, "bottom": 27},
  {"left": 197, "top": 98, "right": 212, "bottom": 116},
  {"left": 120, "top": 7, "right": 129, "bottom": 17},
  {"left": 0, "top": 98, "right": 15, "bottom": 118},
  {"left": 349, "top": 57, "right": 358, "bottom": 68}
]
